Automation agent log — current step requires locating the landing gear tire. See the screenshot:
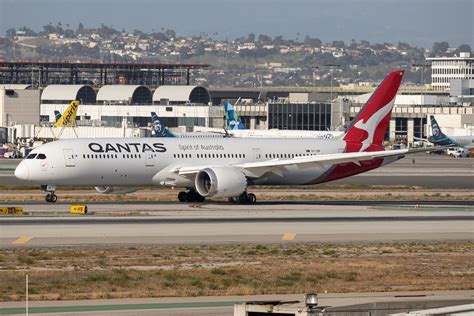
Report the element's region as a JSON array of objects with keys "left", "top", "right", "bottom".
[
  {"left": 187, "top": 191, "right": 198, "bottom": 203},
  {"left": 177, "top": 190, "right": 206, "bottom": 203},
  {"left": 42, "top": 185, "right": 57, "bottom": 203},
  {"left": 178, "top": 191, "right": 188, "bottom": 202},
  {"left": 45, "top": 193, "right": 57, "bottom": 203},
  {"left": 228, "top": 197, "right": 238, "bottom": 204},
  {"left": 247, "top": 193, "right": 256, "bottom": 204},
  {"left": 237, "top": 192, "right": 257, "bottom": 205}
]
